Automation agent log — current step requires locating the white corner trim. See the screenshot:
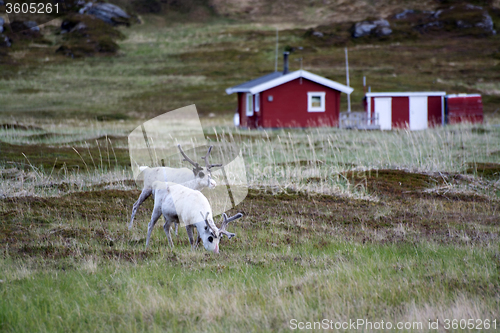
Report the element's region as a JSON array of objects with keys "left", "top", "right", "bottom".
[
  {"left": 233, "top": 112, "right": 240, "bottom": 127},
  {"left": 245, "top": 93, "right": 254, "bottom": 116}
]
